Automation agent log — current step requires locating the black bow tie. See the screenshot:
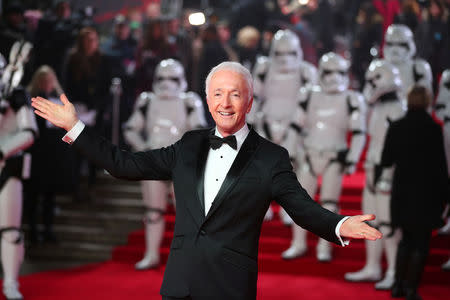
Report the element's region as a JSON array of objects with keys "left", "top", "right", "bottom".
[{"left": 209, "top": 134, "right": 237, "bottom": 150}]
